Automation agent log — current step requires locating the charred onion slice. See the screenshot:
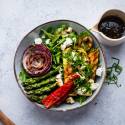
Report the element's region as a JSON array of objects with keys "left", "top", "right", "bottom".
[{"left": 22, "top": 44, "right": 52, "bottom": 76}]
